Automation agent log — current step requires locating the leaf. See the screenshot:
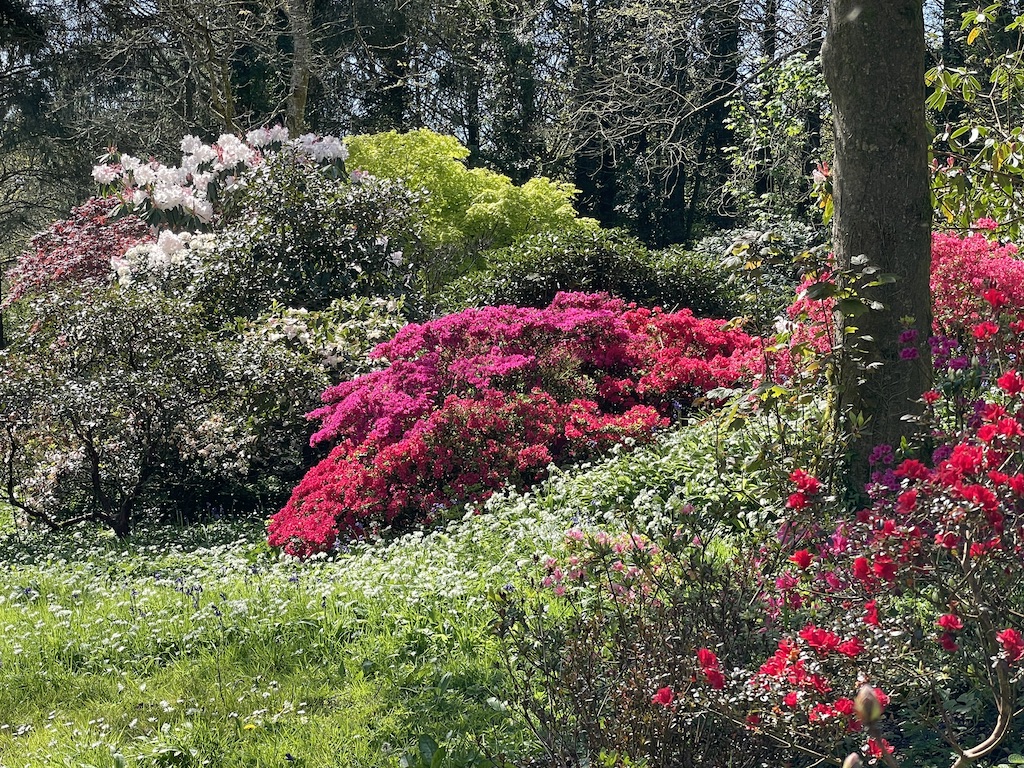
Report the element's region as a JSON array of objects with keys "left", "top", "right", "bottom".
[
  {"left": 838, "top": 298, "right": 870, "bottom": 317},
  {"left": 968, "top": 26, "right": 981, "bottom": 44},
  {"left": 804, "top": 281, "right": 837, "bottom": 300},
  {"left": 418, "top": 735, "right": 438, "bottom": 766},
  {"left": 1007, "top": 755, "right": 1024, "bottom": 765}
]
